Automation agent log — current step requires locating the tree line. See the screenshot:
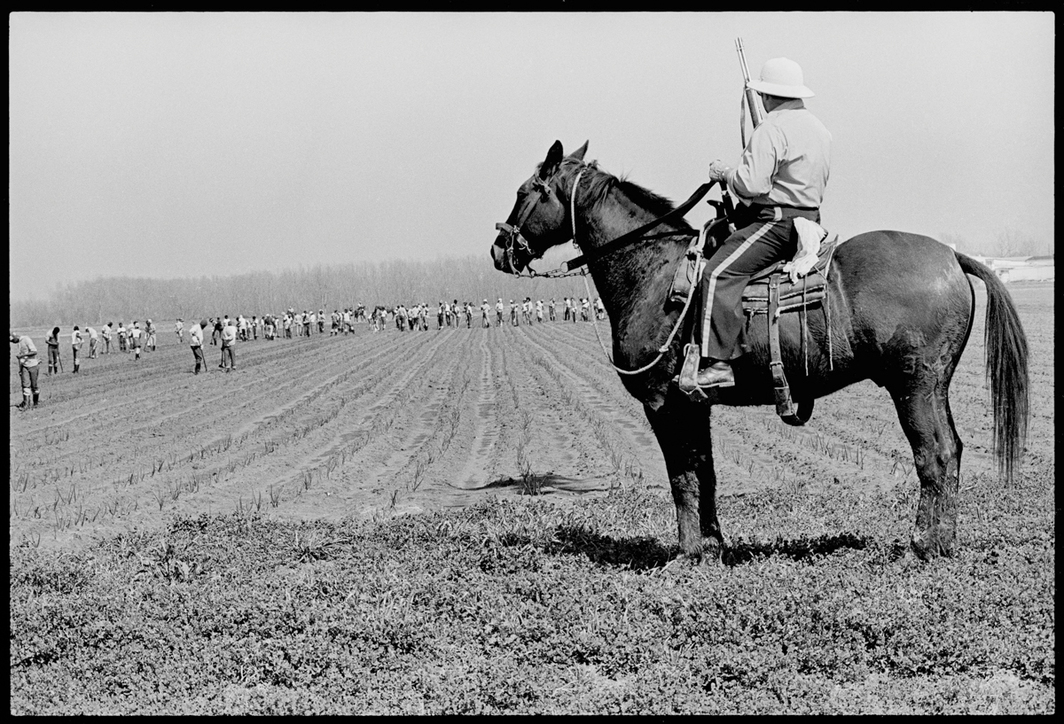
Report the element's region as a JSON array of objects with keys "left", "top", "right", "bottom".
[
  {"left": 13, "top": 228, "right": 1048, "bottom": 329},
  {"left": 939, "top": 228, "right": 1052, "bottom": 259},
  {"left": 9, "top": 255, "right": 601, "bottom": 329}
]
